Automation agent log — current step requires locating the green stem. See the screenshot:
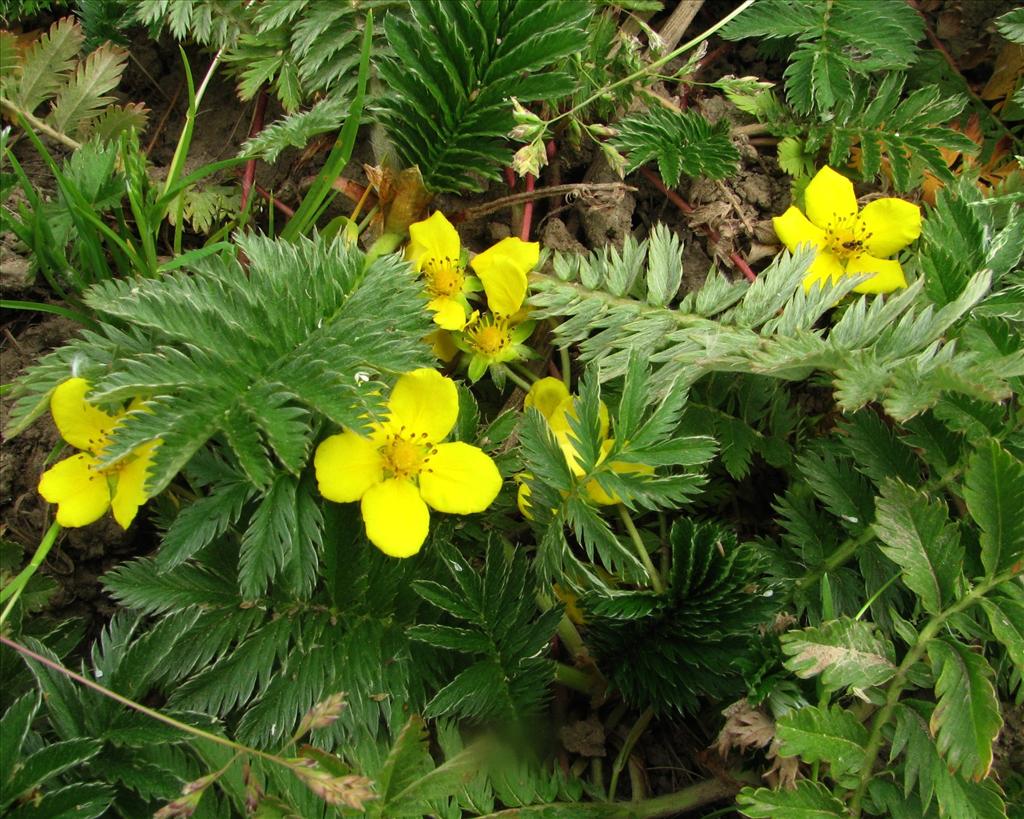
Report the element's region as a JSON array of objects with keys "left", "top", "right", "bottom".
[
  {"left": 551, "top": 0, "right": 755, "bottom": 125},
  {"left": 0, "top": 522, "right": 61, "bottom": 624},
  {"left": 504, "top": 365, "right": 534, "bottom": 393},
  {"left": 608, "top": 706, "right": 654, "bottom": 800},
  {"left": 617, "top": 505, "right": 665, "bottom": 594},
  {"left": 0, "top": 98, "right": 81, "bottom": 150},
  {"left": 556, "top": 614, "right": 586, "bottom": 660},
  {"left": 0, "top": 635, "right": 297, "bottom": 770},
  {"left": 848, "top": 569, "right": 1019, "bottom": 817},
  {"left": 553, "top": 661, "right": 601, "bottom": 696}
]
